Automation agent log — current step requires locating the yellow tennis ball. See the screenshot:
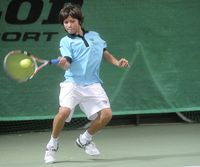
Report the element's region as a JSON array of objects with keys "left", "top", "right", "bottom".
[{"left": 19, "top": 59, "right": 32, "bottom": 68}]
